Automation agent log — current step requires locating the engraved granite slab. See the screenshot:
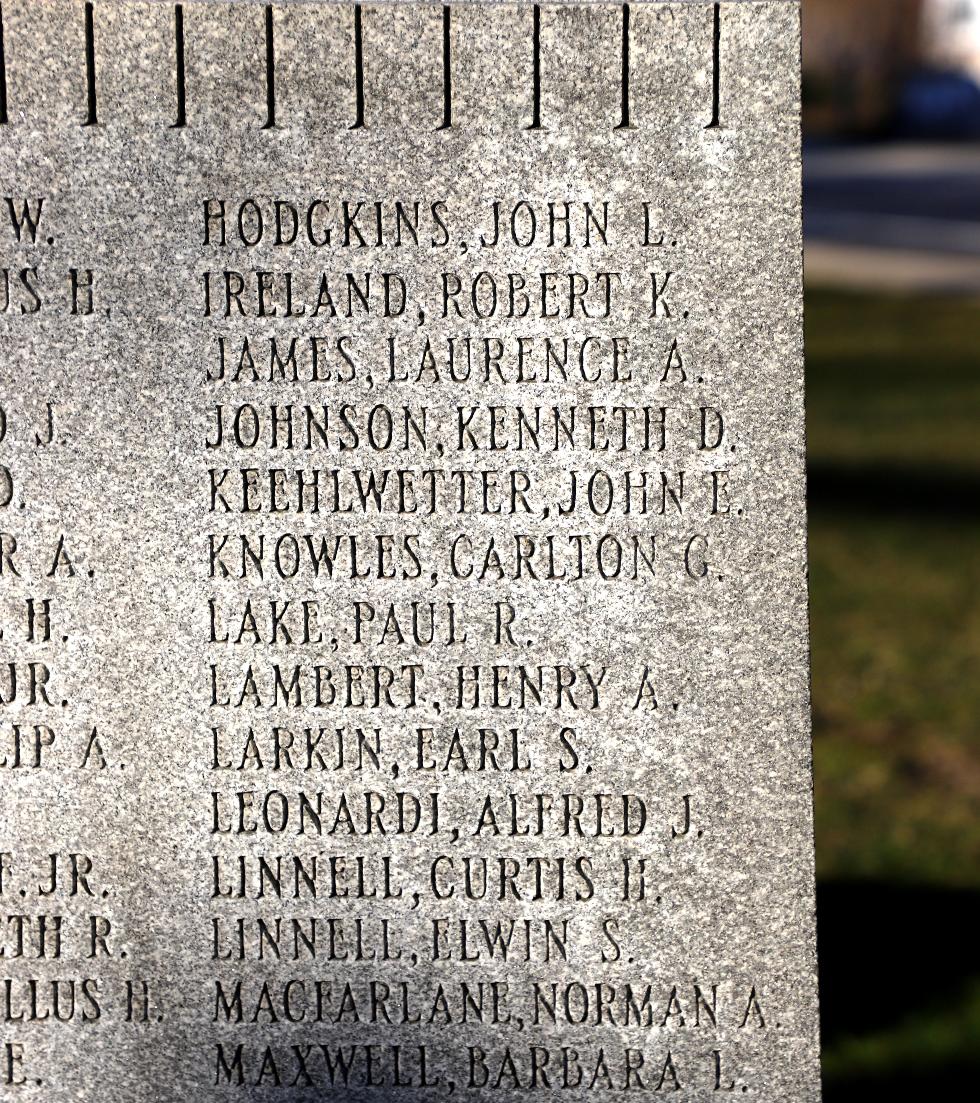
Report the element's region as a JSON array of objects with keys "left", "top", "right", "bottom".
[{"left": 0, "top": 1, "right": 818, "bottom": 1099}]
